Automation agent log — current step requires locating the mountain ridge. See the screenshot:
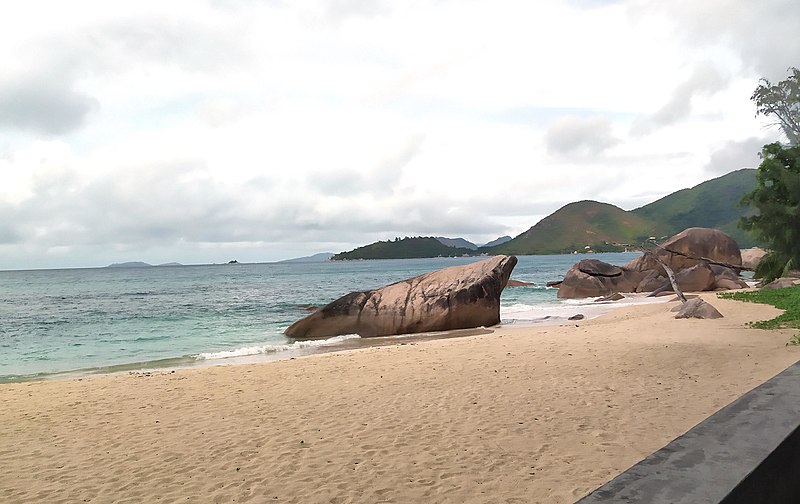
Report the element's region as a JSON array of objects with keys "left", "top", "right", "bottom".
[{"left": 332, "top": 169, "right": 760, "bottom": 259}]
